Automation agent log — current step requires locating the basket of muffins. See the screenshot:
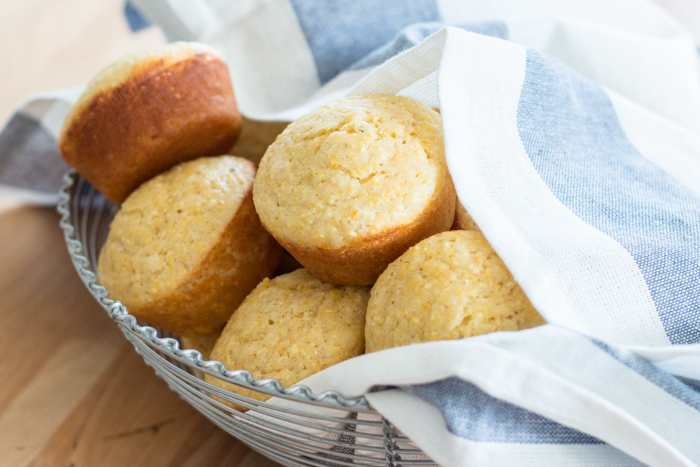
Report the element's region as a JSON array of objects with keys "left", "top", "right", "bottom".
[{"left": 57, "top": 41, "right": 545, "bottom": 465}]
